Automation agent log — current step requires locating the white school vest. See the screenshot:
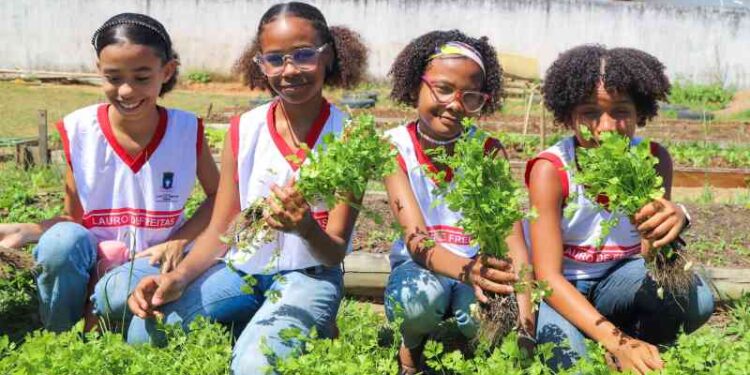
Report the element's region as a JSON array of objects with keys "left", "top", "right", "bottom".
[
  {"left": 57, "top": 104, "right": 201, "bottom": 253},
  {"left": 387, "top": 122, "right": 505, "bottom": 268},
  {"left": 523, "top": 136, "right": 658, "bottom": 280},
  {"left": 229, "top": 99, "right": 349, "bottom": 274}
]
